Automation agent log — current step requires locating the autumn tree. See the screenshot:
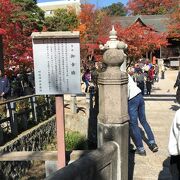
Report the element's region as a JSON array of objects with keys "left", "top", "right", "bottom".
[
  {"left": 0, "top": 0, "right": 45, "bottom": 75},
  {"left": 114, "top": 22, "right": 168, "bottom": 66},
  {"left": 102, "top": 2, "right": 127, "bottom": 16},
  {"left": 45, "top": 8, "right": 79, "bottom": 31},
  {"left": 168, "top": 3, "right": 180, "bottom": 39},
  {"left": 127, "top": 0, "right": 175, "bottom": 15},
  {"left": 76, "top": 4, "right": 111, "bottom": 66}
]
